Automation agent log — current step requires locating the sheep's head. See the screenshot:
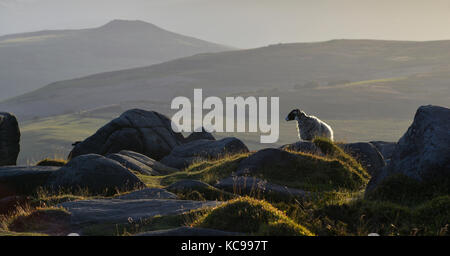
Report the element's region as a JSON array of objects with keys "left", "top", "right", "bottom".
[{"left": 285, "top": 109, "right": 305, "bottom": 121}]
